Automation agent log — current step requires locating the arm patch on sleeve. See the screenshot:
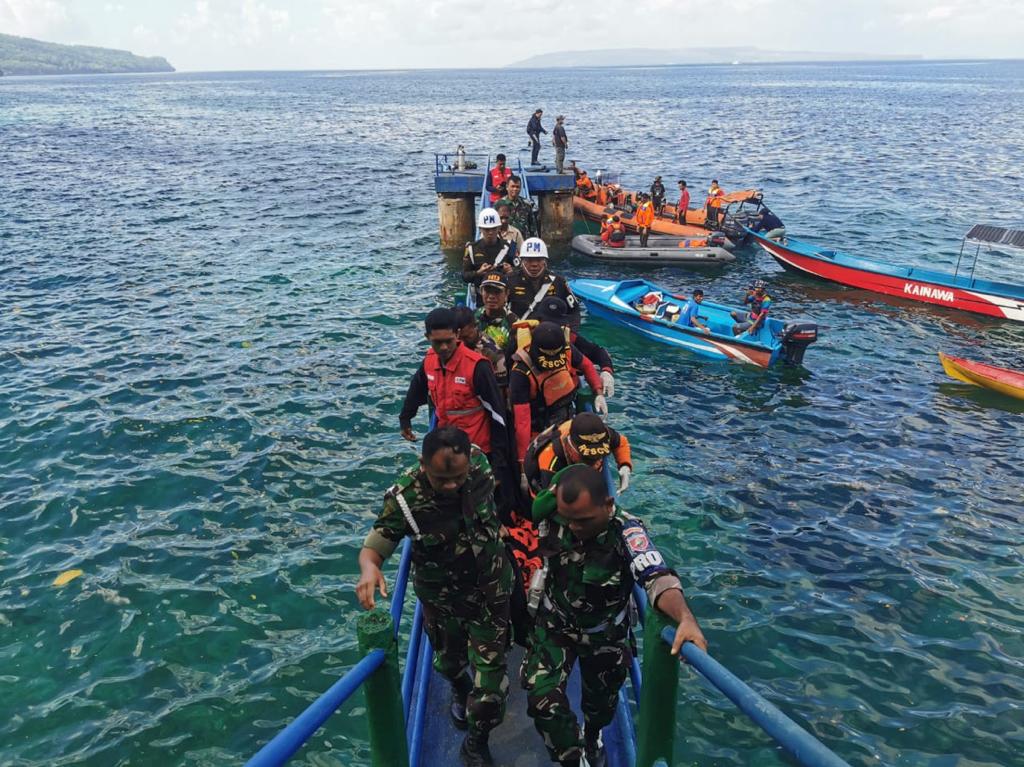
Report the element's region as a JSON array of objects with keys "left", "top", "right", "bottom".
[{"left": 620, "top": 518, "right": 671, "bottom": 583}]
